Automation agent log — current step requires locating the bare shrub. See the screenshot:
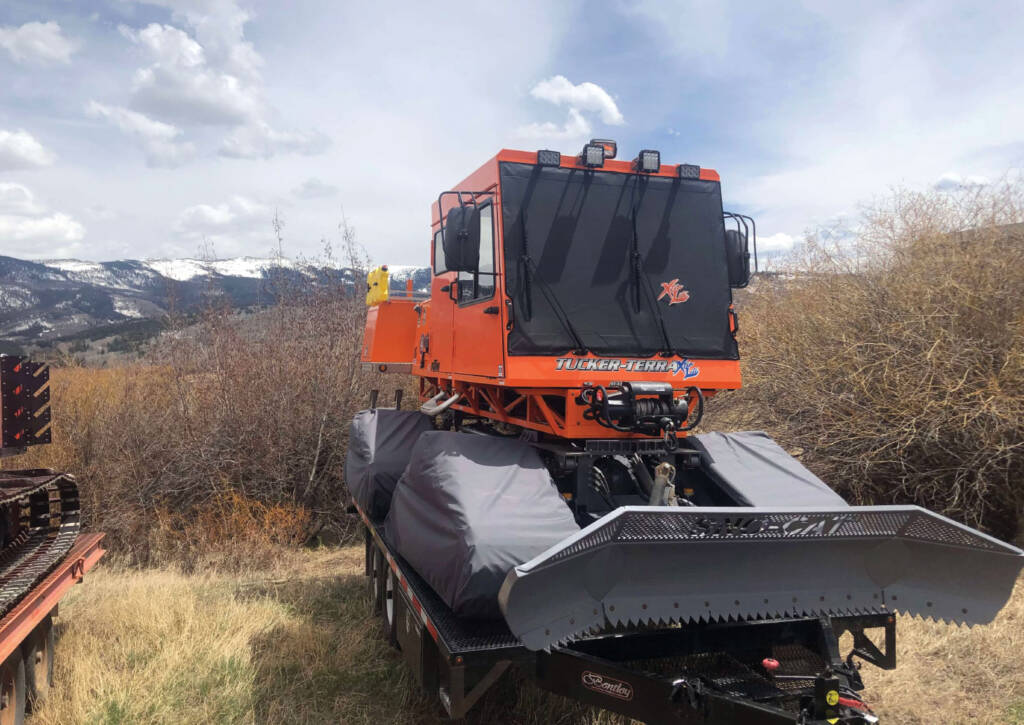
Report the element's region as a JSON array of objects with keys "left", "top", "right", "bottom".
[
  {"left": 7, "top": 221, "right": 416, "bottom": 565},
  {"left": 711, "top": 181, "right": 1024, "bottom": 540}
]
